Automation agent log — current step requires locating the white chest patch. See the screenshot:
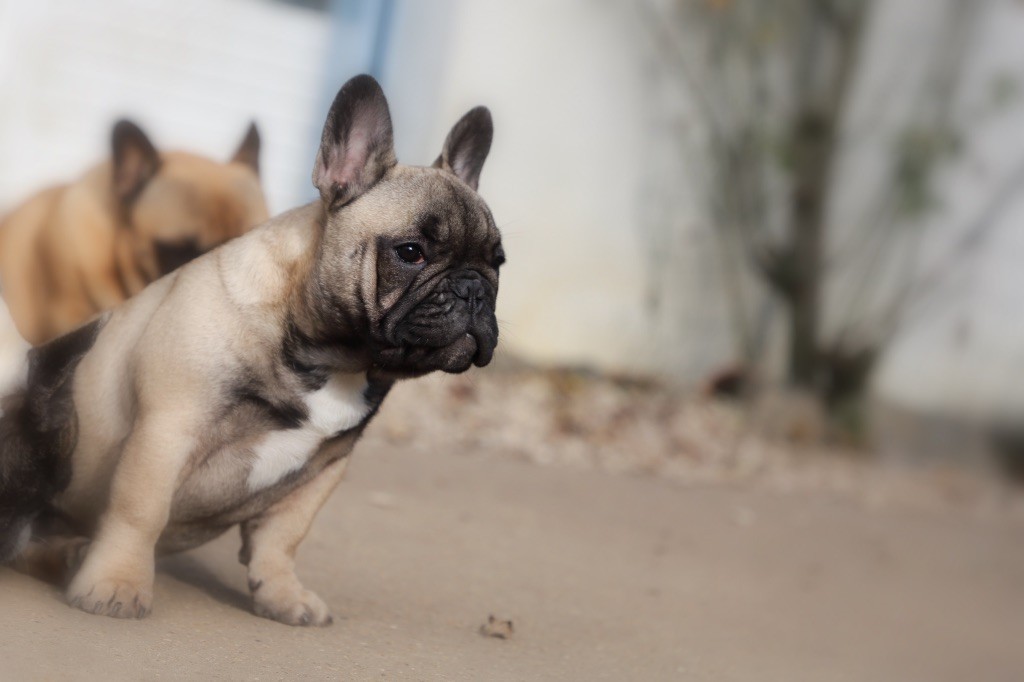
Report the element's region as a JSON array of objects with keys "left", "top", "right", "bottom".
[{"left": 246, "top": 373, "right": 370, "bottom": 491}]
